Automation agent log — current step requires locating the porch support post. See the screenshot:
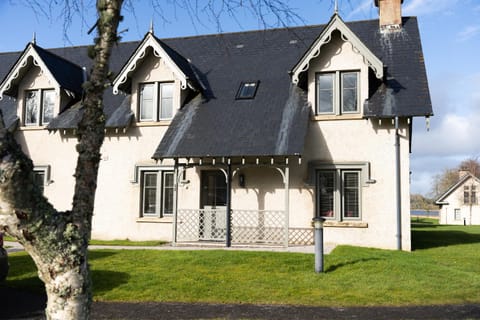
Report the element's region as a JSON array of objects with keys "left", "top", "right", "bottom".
[
  {"left": 226, "top": 163, "right": 232, "bottom": 247},
  {"left": 172, "top": 158, "right": 179, "bottom": 246},
  {"left": 284, "top": 165, "right": 290, "bottom": 248}
]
